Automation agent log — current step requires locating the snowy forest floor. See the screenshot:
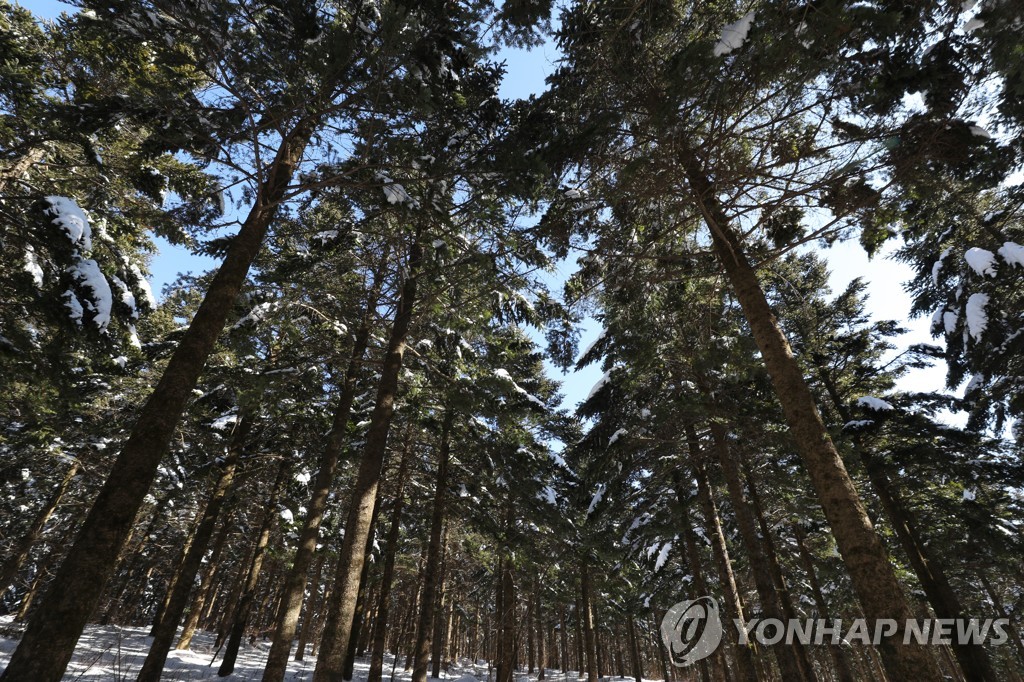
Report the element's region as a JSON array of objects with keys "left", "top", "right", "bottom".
[{"left": 0, "top": 616, "right": 667, "bottom": 682}]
